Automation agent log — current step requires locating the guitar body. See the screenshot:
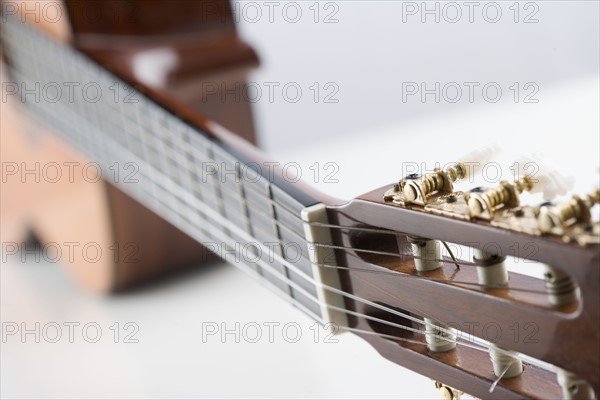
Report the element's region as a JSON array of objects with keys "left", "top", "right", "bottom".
[{"left": 2, "top": 0, "right": 258, "bottom": 291}]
